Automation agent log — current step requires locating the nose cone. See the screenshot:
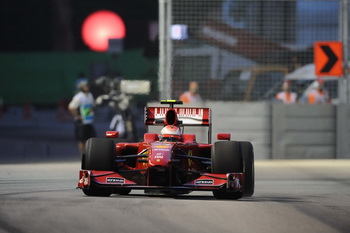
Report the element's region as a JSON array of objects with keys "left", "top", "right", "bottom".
[{"left": 149, "top": 143, "right": 174, "bottom": 167}]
